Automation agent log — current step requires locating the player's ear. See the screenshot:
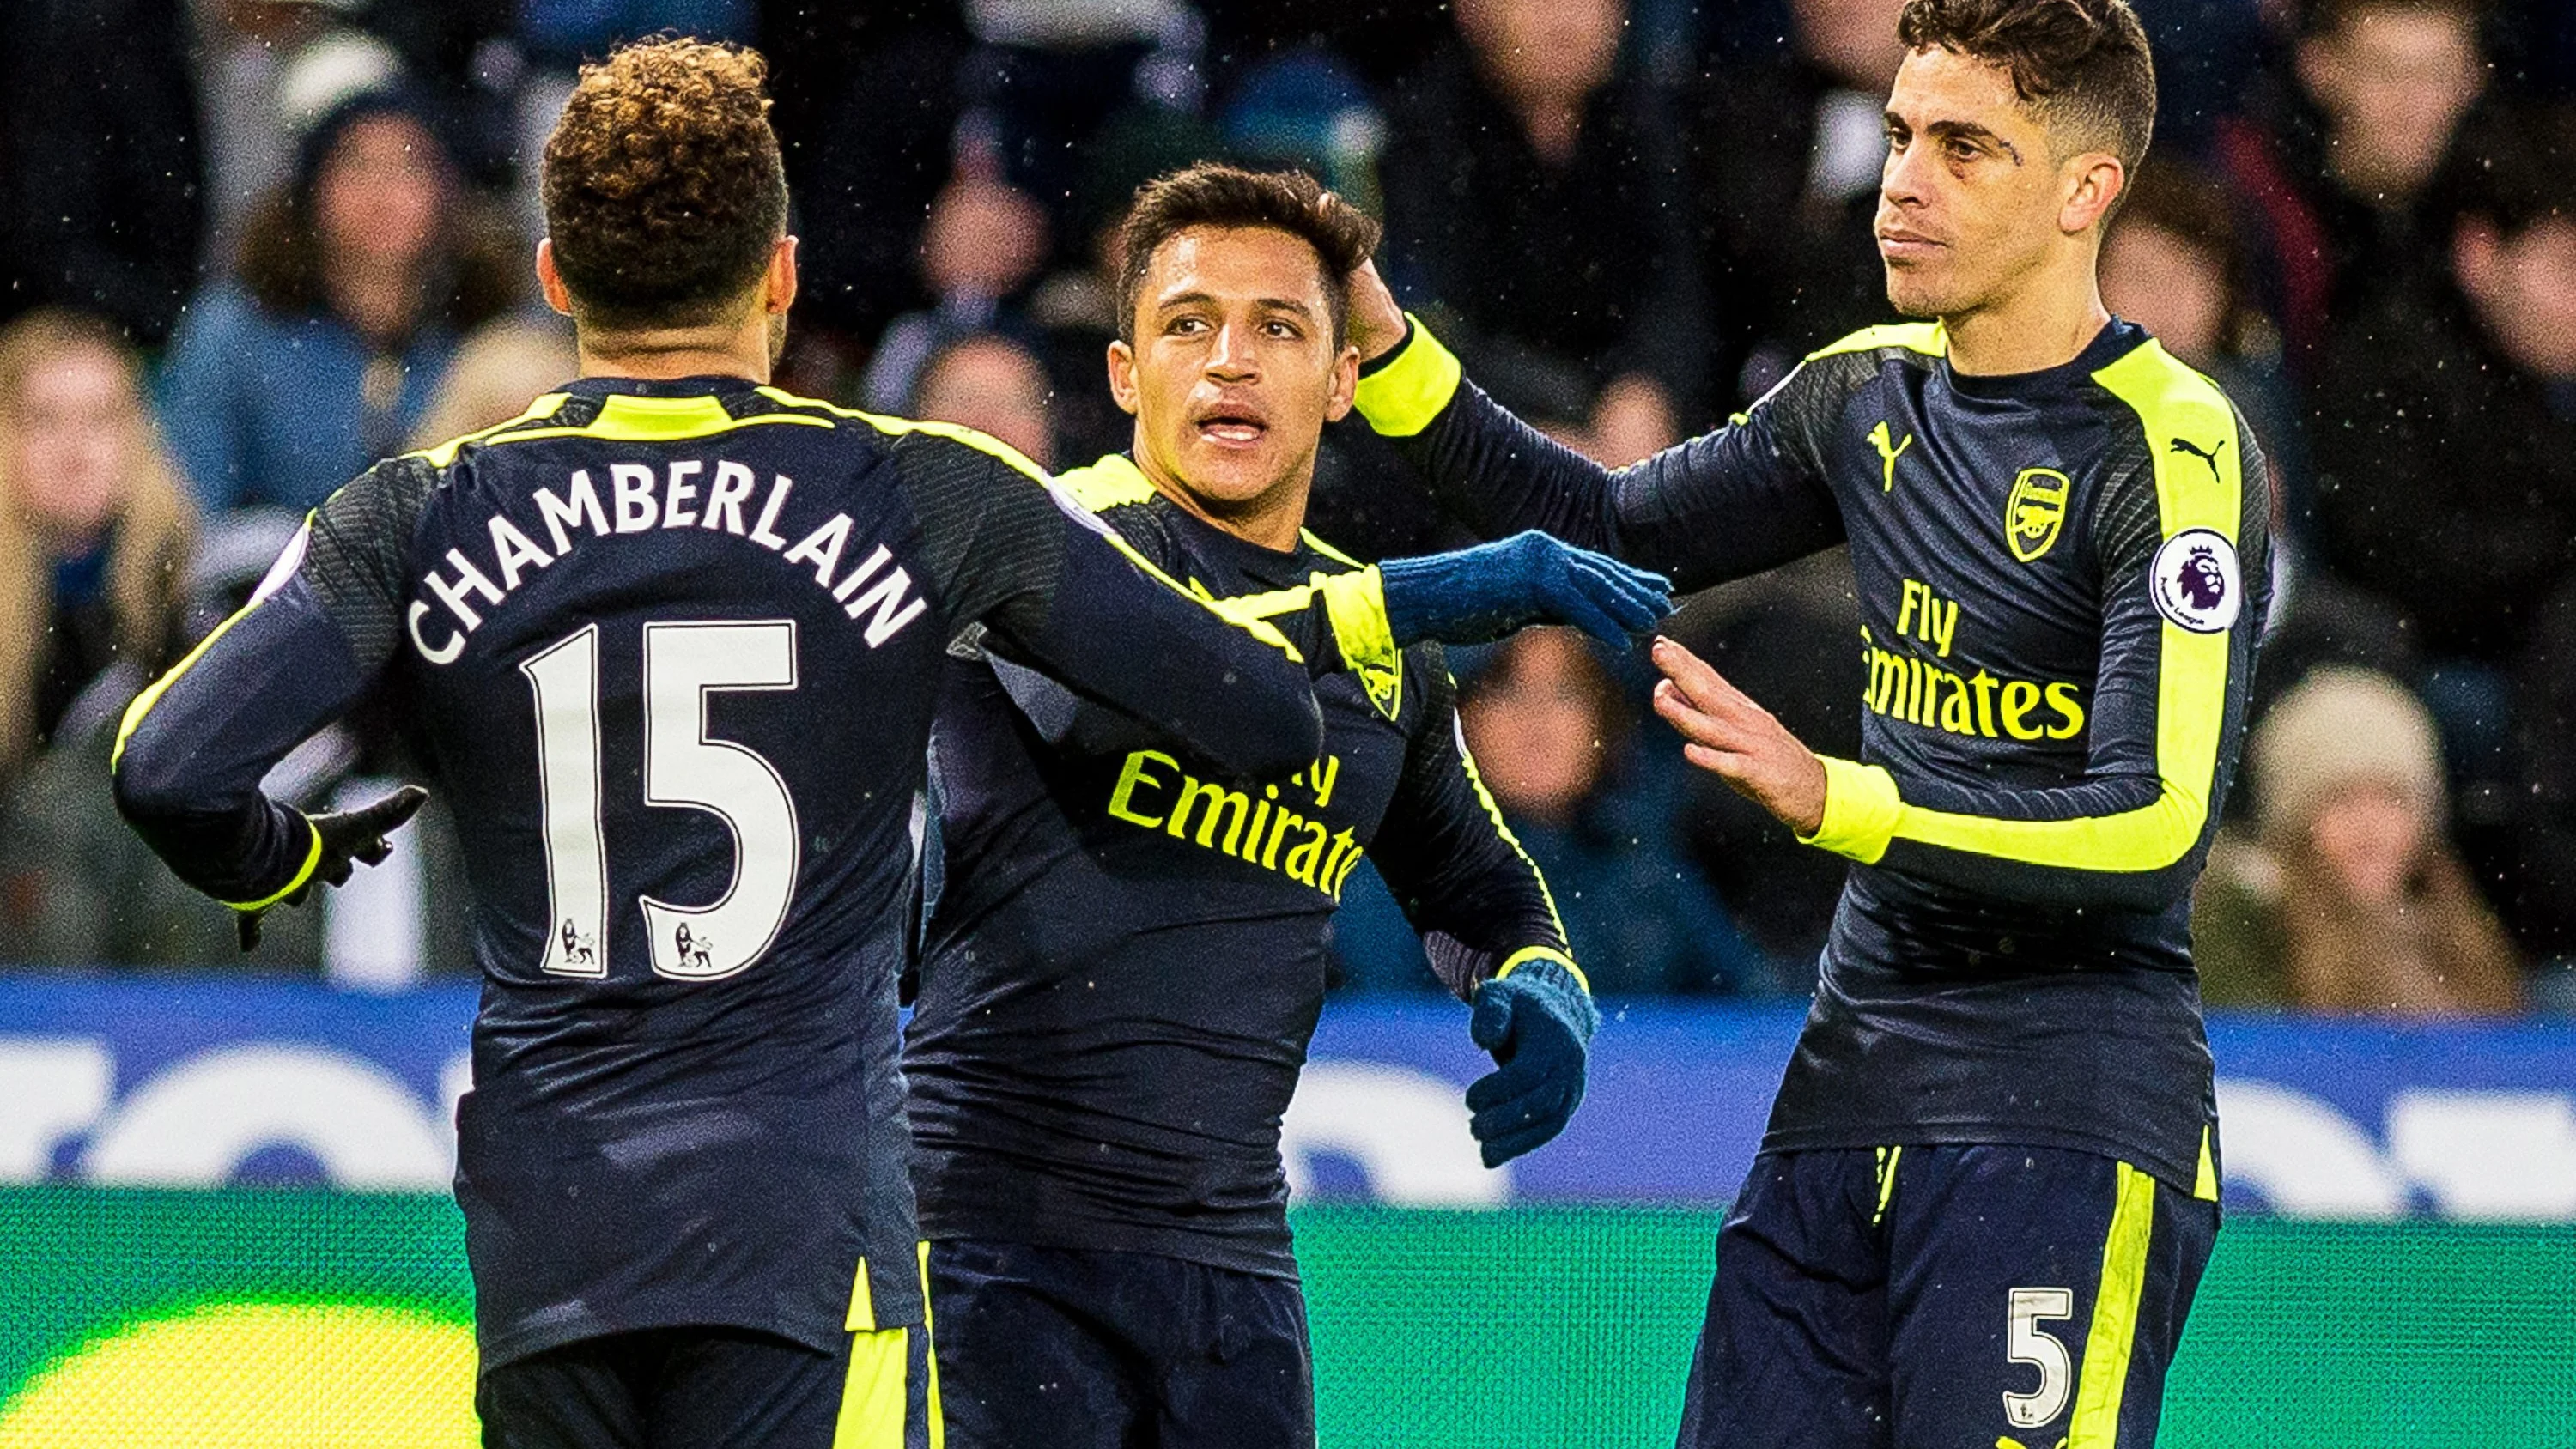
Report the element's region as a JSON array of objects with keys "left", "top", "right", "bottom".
[
  {"left": 1106, "top": 337, "right": 1141, "bottom": 415},
  {"left": 2060, "top": 154, "right": 2124, "bottom": 238},
  {"left": 1324, "top": 342, "right": 1358, "bottom": 423},
  {"left": 763, "top": 235, "right": 799, "bottom": 316},
  {"left": 535, "top": 239, "right": 574, "bottom": 318}
]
